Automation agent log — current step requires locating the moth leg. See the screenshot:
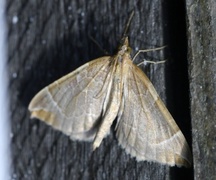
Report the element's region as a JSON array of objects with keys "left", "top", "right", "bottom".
[
  {"left": 132, "top": 46, "right": 167, "bottom": 62},
  {"left": 136, "top": 59, "right": 167, "bottom": 67}
]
